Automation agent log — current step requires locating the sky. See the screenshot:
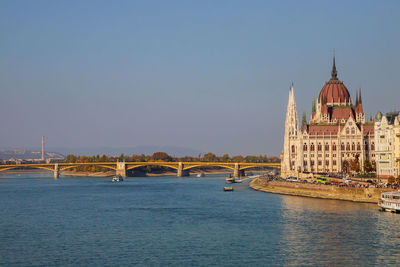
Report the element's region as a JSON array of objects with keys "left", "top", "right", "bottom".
[{"left": 1, "top": 0, "right": 399, "bottom": 157}]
